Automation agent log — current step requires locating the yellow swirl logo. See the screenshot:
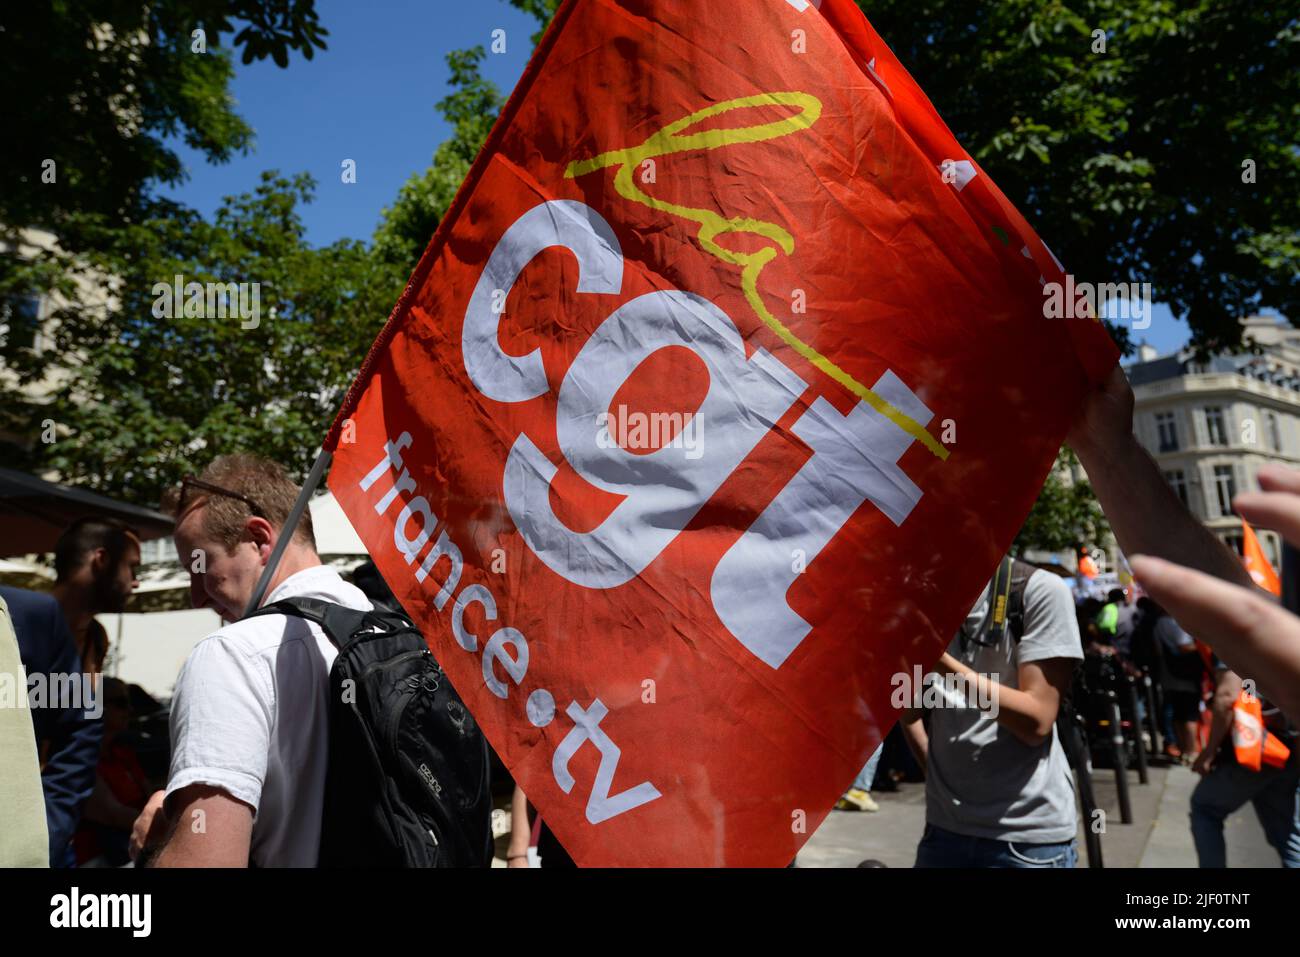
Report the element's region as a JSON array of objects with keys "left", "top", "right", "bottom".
[{"left": 566, "top": 91, "right": 947, "bottom": 461}]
